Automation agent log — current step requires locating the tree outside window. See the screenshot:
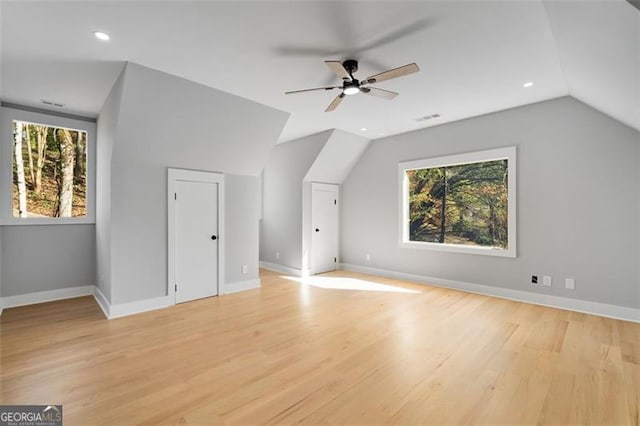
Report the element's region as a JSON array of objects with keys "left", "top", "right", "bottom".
[
  {"left": 12, "top": 120, "right": 87, "bottom": 218},
  {"left": 400, "top": 147, "right": 516, "bottom": 257},
  {"left": 406, "top": 159, "right": 508, "bottom": 249}
]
